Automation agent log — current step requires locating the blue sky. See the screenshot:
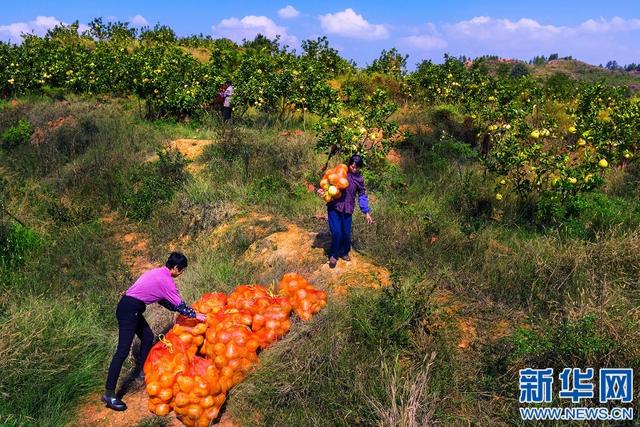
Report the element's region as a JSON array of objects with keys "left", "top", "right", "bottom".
[{"left": 1, "top": 1, "right": 639, "bottom": 68}]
